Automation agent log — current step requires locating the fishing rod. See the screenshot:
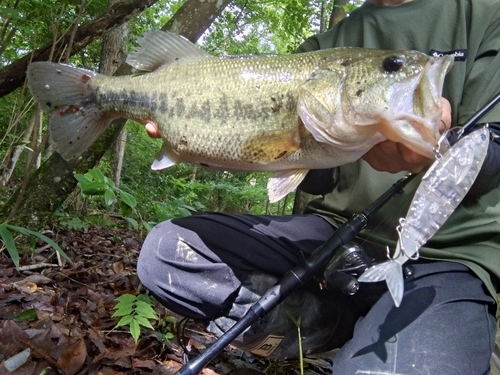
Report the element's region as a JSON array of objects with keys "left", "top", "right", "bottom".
[
  {"left": 457, "top": 91, "right": 500, "bottom": 138},
  {"left": 174, "top": 92, "right": 500, "bottom": 375},
  {"left": 174, "top": 172, "right": 416, "bottom": 375}
]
